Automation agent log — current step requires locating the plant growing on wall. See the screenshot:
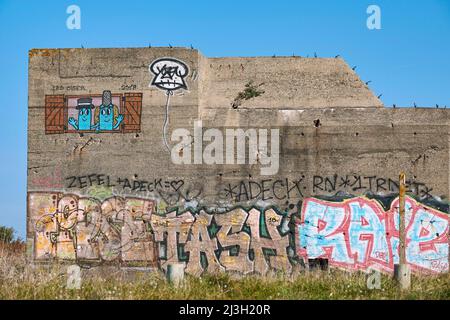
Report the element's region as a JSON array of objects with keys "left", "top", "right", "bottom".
[{"left": 232, "top": 81, "right": 265, "bottom": 109}]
